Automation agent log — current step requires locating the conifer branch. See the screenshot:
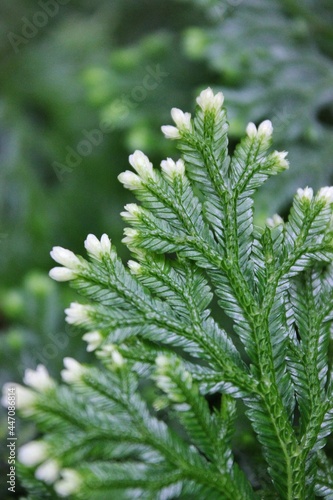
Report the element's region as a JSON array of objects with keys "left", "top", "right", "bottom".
[{"left": 5, "top": 87, "right": 333, "bottom": 499}]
